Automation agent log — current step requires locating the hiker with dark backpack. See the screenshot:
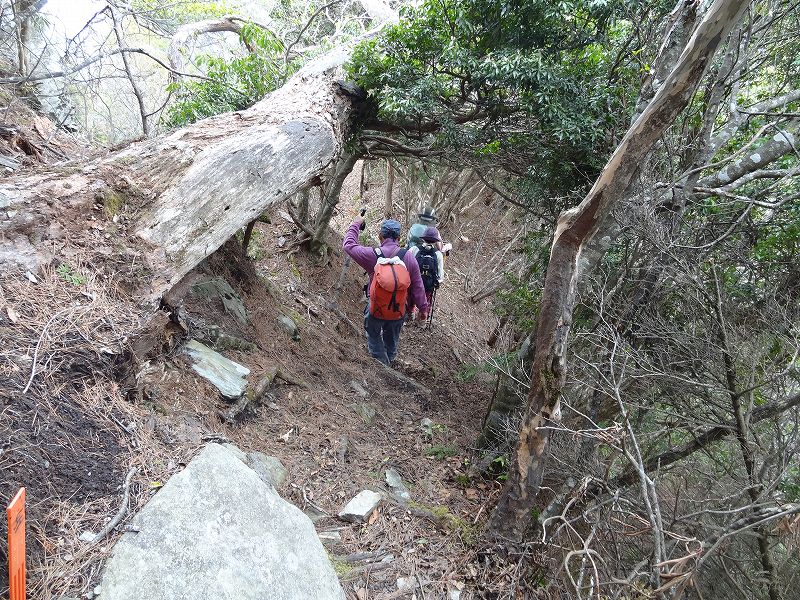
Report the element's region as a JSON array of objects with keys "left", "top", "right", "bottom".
[
  {"left": 407, "top": 226, "right": 445, "bottom": 324},
  {"left": 343, "top": 218, "right": 429, "bottom": 365},
  {"left": 407, "top": 205, "right": 437, "bottom": 250}
]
